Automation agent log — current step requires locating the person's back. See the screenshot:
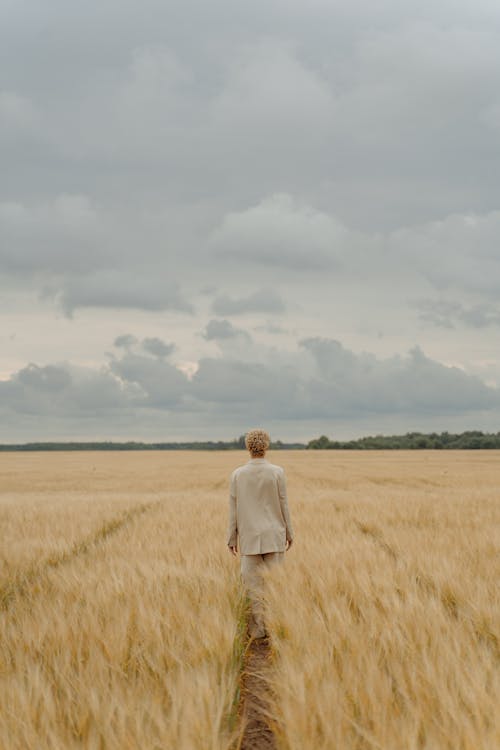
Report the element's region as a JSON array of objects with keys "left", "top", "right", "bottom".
[
  {"left": 227, "top": 428, "right": 294, "bottom": 639},
  {"left": 228, "top": 456, "right": 293, "bottom": 554}
]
